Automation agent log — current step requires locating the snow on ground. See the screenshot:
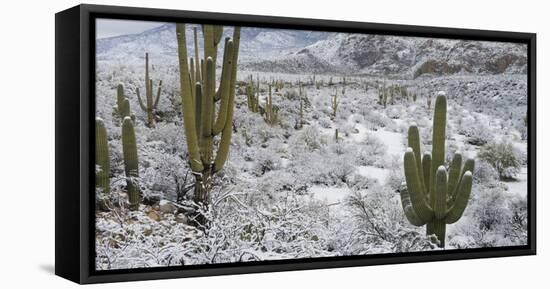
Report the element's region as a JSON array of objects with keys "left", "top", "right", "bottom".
[
  {"left": 357, "top": 165, "right": 389, "bottom": 184},
  {"left": 371, "top": 129, "right": 405, "bottom": 157},
  {"left": 309, "top": 186, "right": 351, "bottom": 204},
  {"left": 506, "top": 167, "right": 528, "bottom": 196}
]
